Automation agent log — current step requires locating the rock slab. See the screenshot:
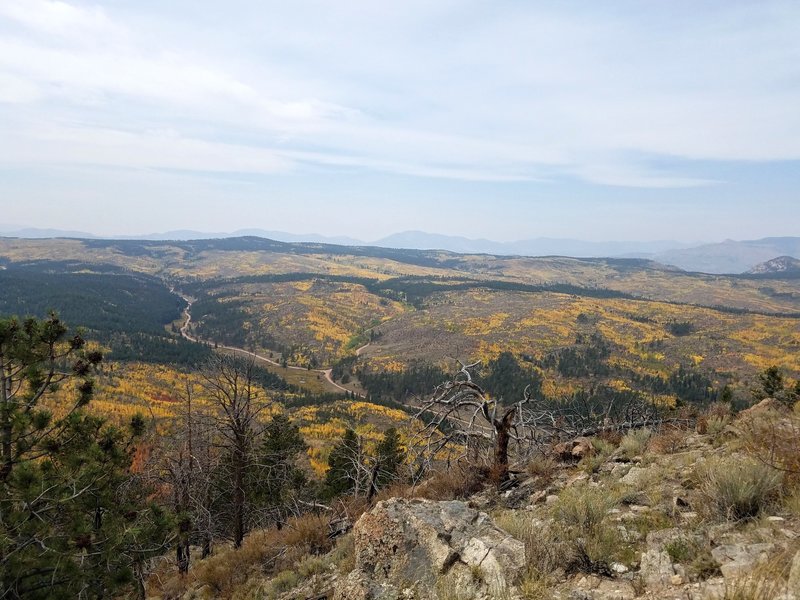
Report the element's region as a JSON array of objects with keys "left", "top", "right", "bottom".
[{"left": 334, "top": 498, "right": 525, "bottom": 600}]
